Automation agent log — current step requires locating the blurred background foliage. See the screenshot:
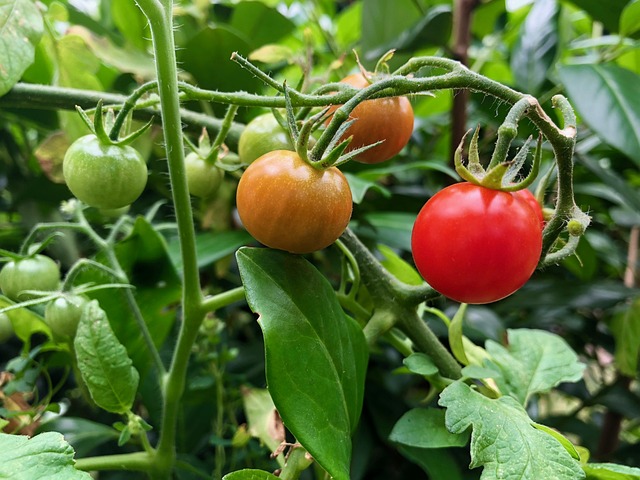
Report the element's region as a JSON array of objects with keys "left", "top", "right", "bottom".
[{"left": 1, "top": 0, "right": 640, "bottom": 478}]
